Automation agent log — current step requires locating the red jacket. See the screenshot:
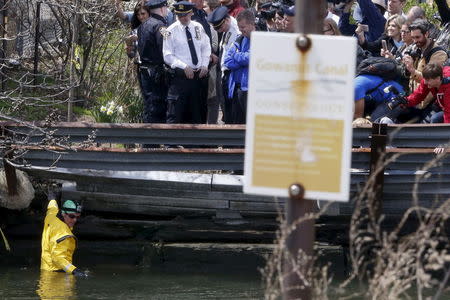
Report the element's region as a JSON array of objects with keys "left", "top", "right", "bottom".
[{"left": 407, "top": 66, "right": 450, "bottom": 123}]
